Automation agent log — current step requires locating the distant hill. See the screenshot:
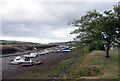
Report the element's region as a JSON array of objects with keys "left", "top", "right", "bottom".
[
  {"left": 0, "top": 40, "right": 75, "bottom": 47},
  {"left": 0, "top": 40, "right": 41, "bottom": 46},
  {"left": 0, "top": 40, "right": 59, "bottom": 54}
]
